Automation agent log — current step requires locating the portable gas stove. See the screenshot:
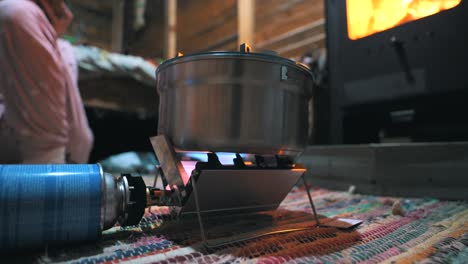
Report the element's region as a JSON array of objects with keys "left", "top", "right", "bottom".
[
  {"left": 145, "top": 44, "right": 321, "bottom": 246},
  {"left": 147, "top": 135, "right": 320, "bottom": 245}
]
